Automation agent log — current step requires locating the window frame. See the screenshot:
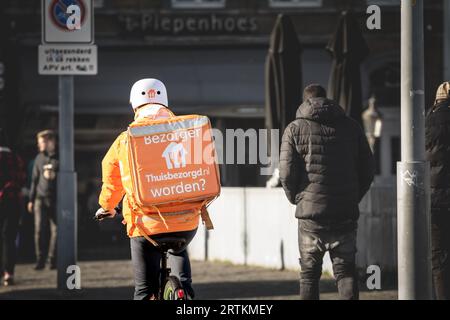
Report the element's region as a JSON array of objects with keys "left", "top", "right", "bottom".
[
  {"left": 366, "top": 0, "right": 400, "bottom": 6},
  {"left": 268, "top": 0, "right": 323, "bottom": 8},
  {"left": 171, "top": 0, "right": 226, "bottom": 9}
]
